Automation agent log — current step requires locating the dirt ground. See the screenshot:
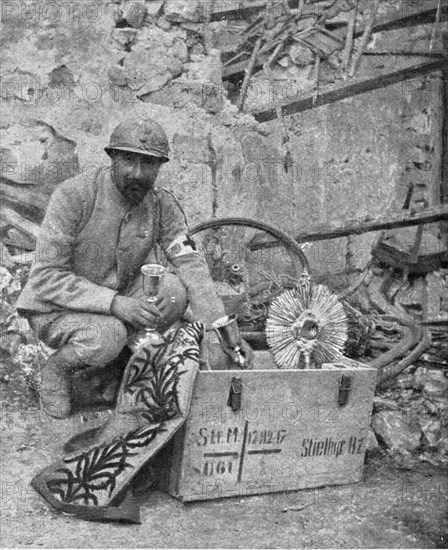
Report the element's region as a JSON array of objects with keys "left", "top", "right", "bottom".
[{"left": 1, "top": 390, "right": 447, "bottom": 550}]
